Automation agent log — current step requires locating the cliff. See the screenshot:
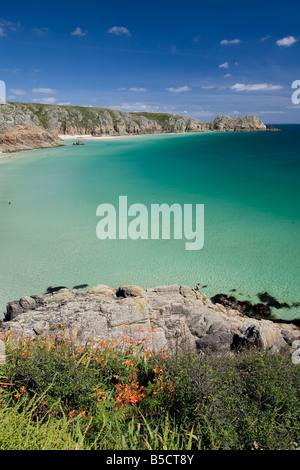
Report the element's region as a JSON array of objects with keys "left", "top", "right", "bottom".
[
  {"left": 1, "top": 284, "right": 299, "bottom": 361},
  {"left": 0, "top": 102, "right": 267, "bottom": 153}
]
